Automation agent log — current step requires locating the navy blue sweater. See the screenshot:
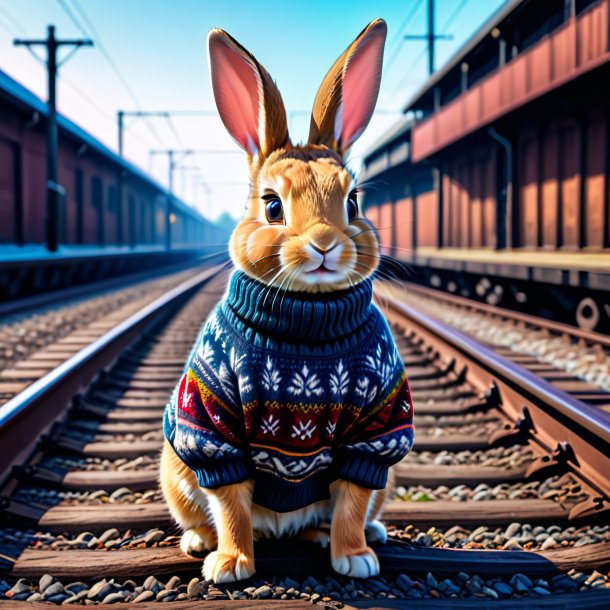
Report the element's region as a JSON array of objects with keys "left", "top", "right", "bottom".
[{"left": 164, "top": 271, "right": 414, "bottom": 512}]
